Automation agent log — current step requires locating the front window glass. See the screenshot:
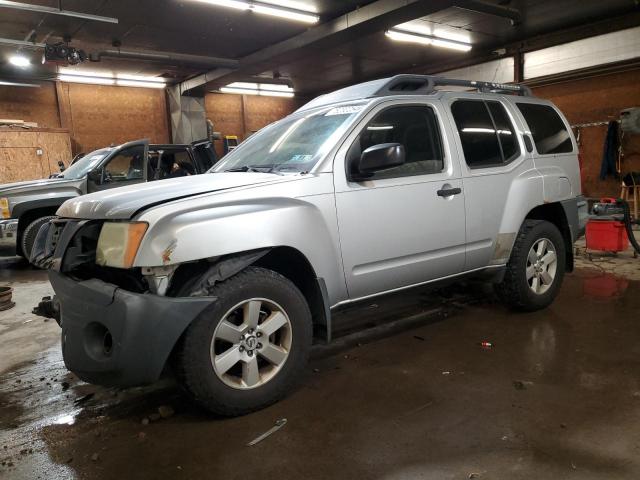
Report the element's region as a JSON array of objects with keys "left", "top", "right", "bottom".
[
  {"left": 348, "top": 105, "right": 444, "bottom": 180},
  {"left": 103, "top": 146, "right": 145, "bottom": 182},
  {"left": 213, "top": 104, "right": 364, "bottom": 174},
  {"left": 59, "top": 148, "right": 111, "bottom": 179}
]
